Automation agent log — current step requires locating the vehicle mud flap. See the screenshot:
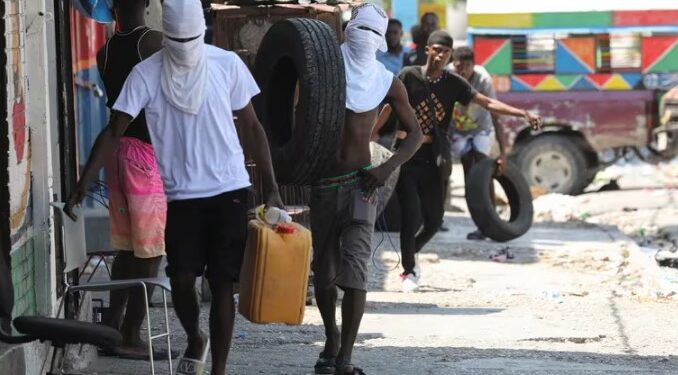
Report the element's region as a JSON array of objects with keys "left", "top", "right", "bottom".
[
  {"left": 254, "top": 18, "right": 345, "bottom": 185},
  {"left": 466, "top": 158, "right": 534, "bottom": 242}
]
